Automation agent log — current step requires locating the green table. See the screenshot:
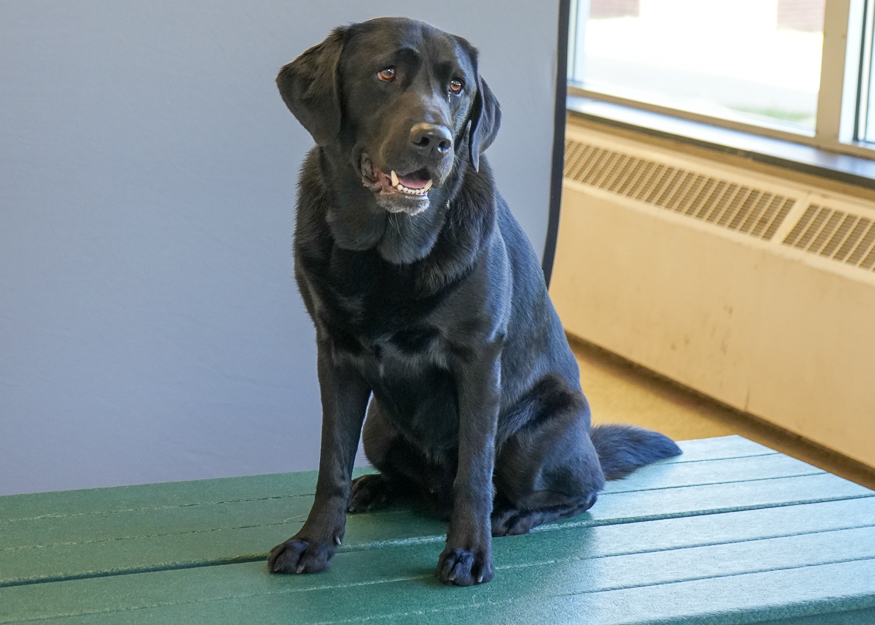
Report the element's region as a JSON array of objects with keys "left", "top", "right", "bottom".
[{"left": 2, "top": 436, "right": 874, "bottom": 624}]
